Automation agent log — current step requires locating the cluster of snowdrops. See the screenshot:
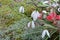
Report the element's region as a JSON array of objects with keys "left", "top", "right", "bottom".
[{"left": 19, "top": 5, "right": 60, "bottom": 39}]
